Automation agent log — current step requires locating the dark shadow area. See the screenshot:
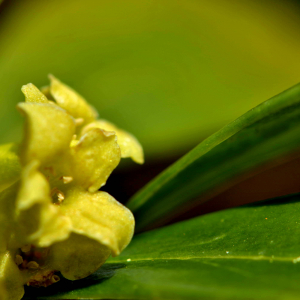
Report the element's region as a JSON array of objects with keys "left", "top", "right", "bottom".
[
  {"left": 23, "top": 263, "right": 126, "bottom": 299},
  {"left": 168, "top": 154, "right": 300, "bottom": 227},
  {"left": 243, "top": 191, "right": 300, "bottom": 207},
  {"left": 101, "top": 156, "right": 180, "bottom": 205}
]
